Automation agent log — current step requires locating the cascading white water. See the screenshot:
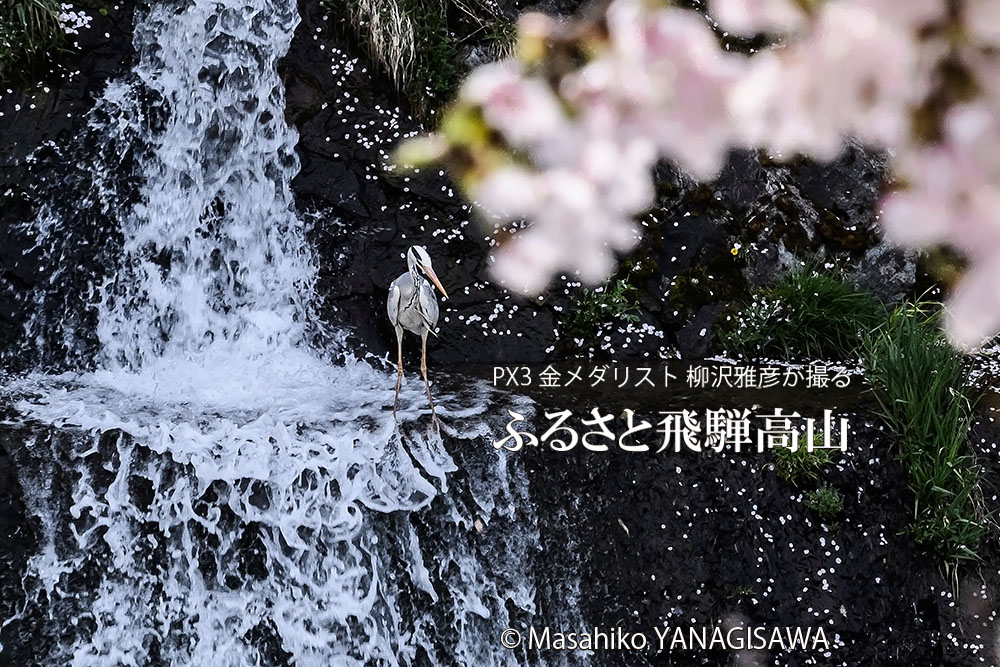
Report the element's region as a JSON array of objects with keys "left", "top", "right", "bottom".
[
  {"left": 1, "top": 0, "right": 587, "bottom": 664},
  {"left": 97, "top": 0, "right": 313, "bottom": 369}
]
